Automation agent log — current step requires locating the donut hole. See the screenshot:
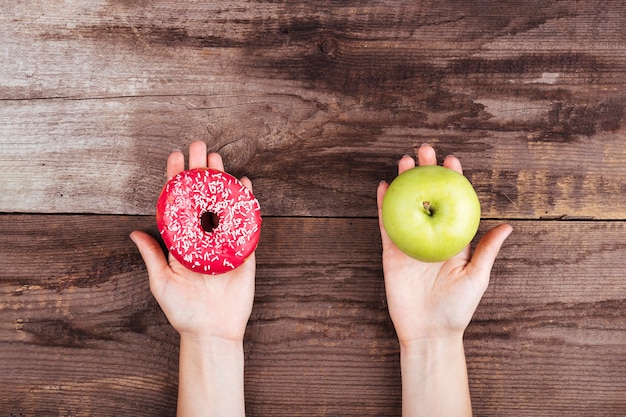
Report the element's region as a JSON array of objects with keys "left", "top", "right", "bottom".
[{"left": 200, "top": 211, "right": 220, "bottom": 233}]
